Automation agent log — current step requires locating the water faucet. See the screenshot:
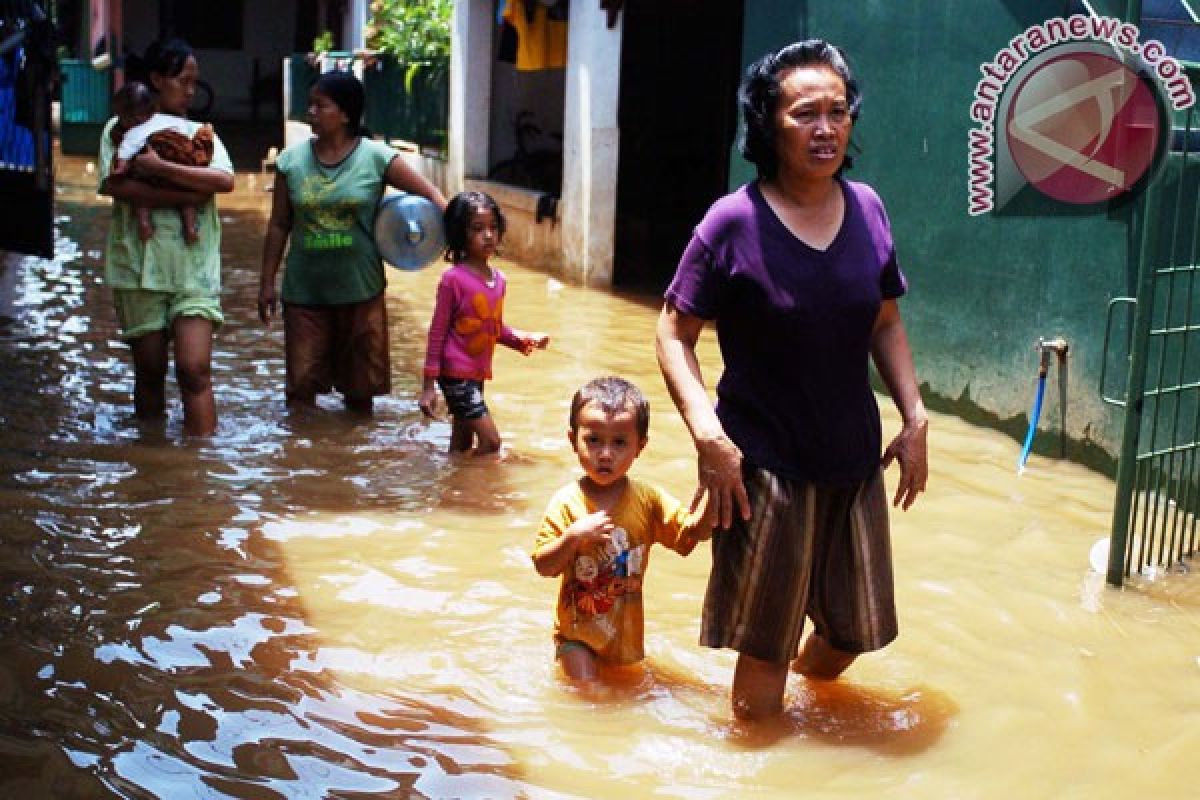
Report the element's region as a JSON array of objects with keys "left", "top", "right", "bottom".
[{"left": 1037, "top": 337, "right": 1069, "bottom": 375}]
